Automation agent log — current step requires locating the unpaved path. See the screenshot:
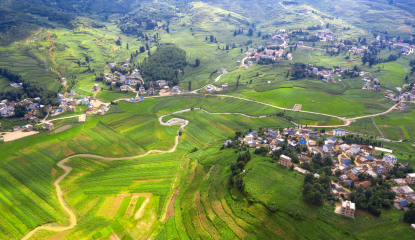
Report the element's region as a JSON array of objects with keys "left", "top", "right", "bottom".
[
  {"left": 134, "top": 193, "right": 152, "bottom": 220},
  {"left": 21, "top": 114, "right": 187, "bottom": 240}
]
